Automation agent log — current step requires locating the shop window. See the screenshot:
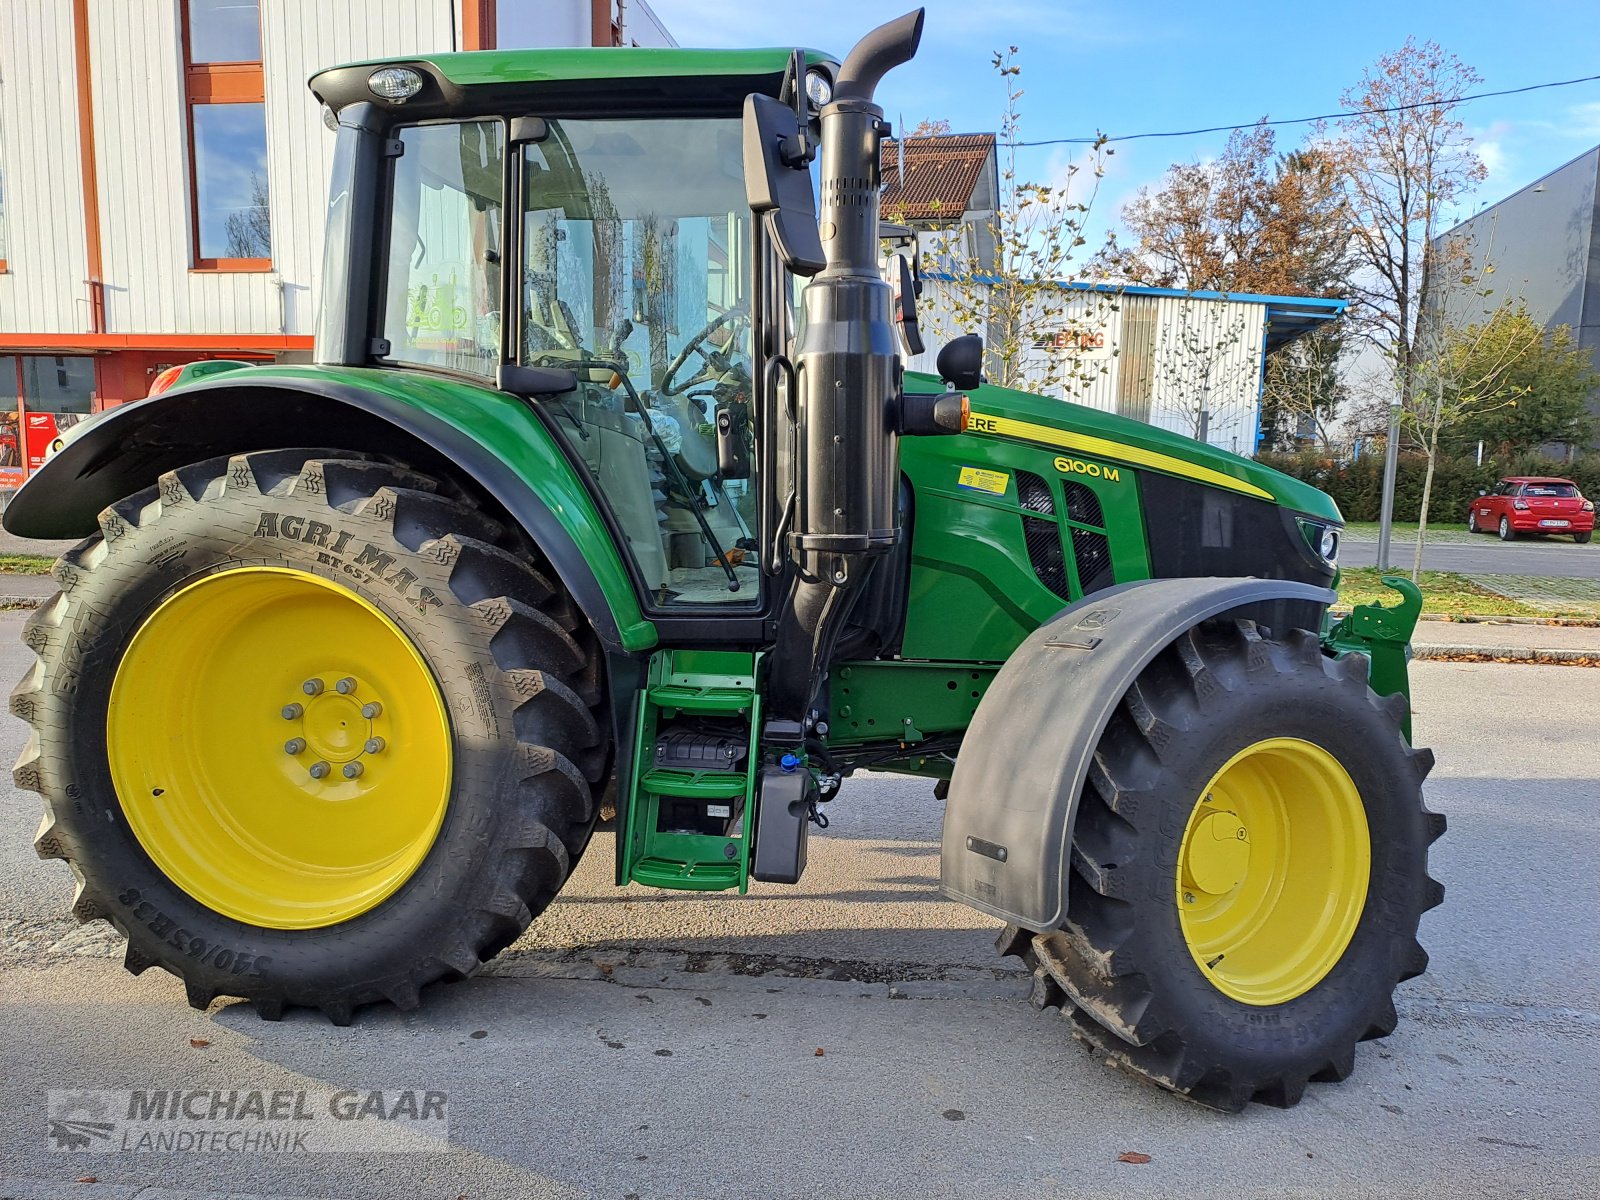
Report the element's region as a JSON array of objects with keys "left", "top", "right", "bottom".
[
  {"left": 183, "top": 0, "right": 270, "bottom": 269},
  {"left": 1, "top": 356, "right": 96, "bottom": 487}
]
